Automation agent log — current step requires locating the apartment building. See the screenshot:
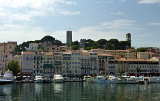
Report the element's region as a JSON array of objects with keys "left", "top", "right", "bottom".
[
  {"left": 81, "top": 51, "right": 99, "bottom": 76},
  {"left": 21, "top": 52, "right": 35, "bottom": 74},
  {"left": 98, "top": 54, "right": 116, "bottom": 75},
  {"left": 0, "top": 42, "right": 17, "bottom": 73},
  {"left": 116, "top": 58, "right": 160, "bottom": 76},
  {"left": 34, "top": 52, "right": 55, "bottom": 78}
]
